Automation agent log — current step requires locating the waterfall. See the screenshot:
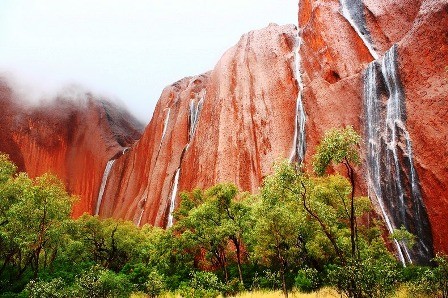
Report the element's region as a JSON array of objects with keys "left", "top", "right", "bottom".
[
  {"left": 364, "top": 45, "right": 434, "bottom": 265},
  {"left": 189, "top": 90, "right": 205, "bottom": 142},
  {"left": 161, "top": 108, "right": 171, "bottom": 142},
  {"left": 95, "top": 159, "right": 115, "bottom": 215},
  {"left": 167, "top": 168, "right": 180, "bottom": 228},
  {"left": 339, "top": 0, "right": 379, "bottom": 60},
  {"left": 364, "top": 61, "right": 408, "bottom": 265},
  {"left": 166, "top": 88, "right": 206, "bottom": 228},
  {"left": 289, "top": 34, "right": 306, "bottom": 163},
  {"left": 137, "top": 208, "right": 144, "bottom": 227}
]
